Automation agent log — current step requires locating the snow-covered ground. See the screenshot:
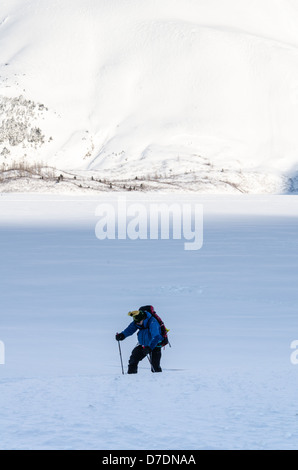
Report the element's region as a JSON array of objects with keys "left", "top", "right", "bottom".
[
  {"left": 1, "top": 193, "right": 298, "bottom": 450},
  {"left": 1, "top": 0, "right": 298, "bottom": 453},
  {"left": 1, "top": 0, "right": 298, "bottom": 192}
]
